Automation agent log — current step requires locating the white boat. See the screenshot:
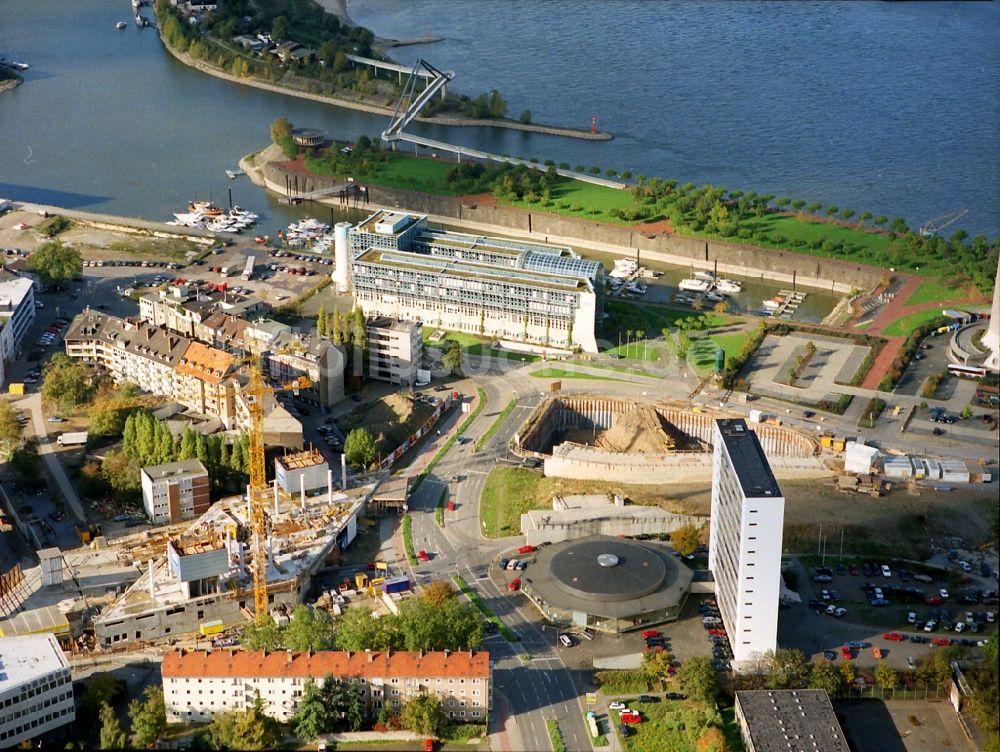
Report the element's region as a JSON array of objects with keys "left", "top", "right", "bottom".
[
  {"left": 116, "top": 21, "right": 127, "bottom": 29},
  {"left": 716, "top": 278, "right": 742, "bottom": 294},
  {"left": 0, "top": 59, "right": 29, "bottom": 71},
  {"left": 705, "top": 291, "right": 725, "bottom": 303},
  {"left": 625, "top": 281, "right": 647, "bottom": 295},
  {"left": 763, "top": 296, "right": 785, "bottom": 311},
  {"left": 693, "top": 270, "right": 716, "bottom": 284},
  {"left": 678, "top": 277, "right": 712, "bottom": 293}
]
